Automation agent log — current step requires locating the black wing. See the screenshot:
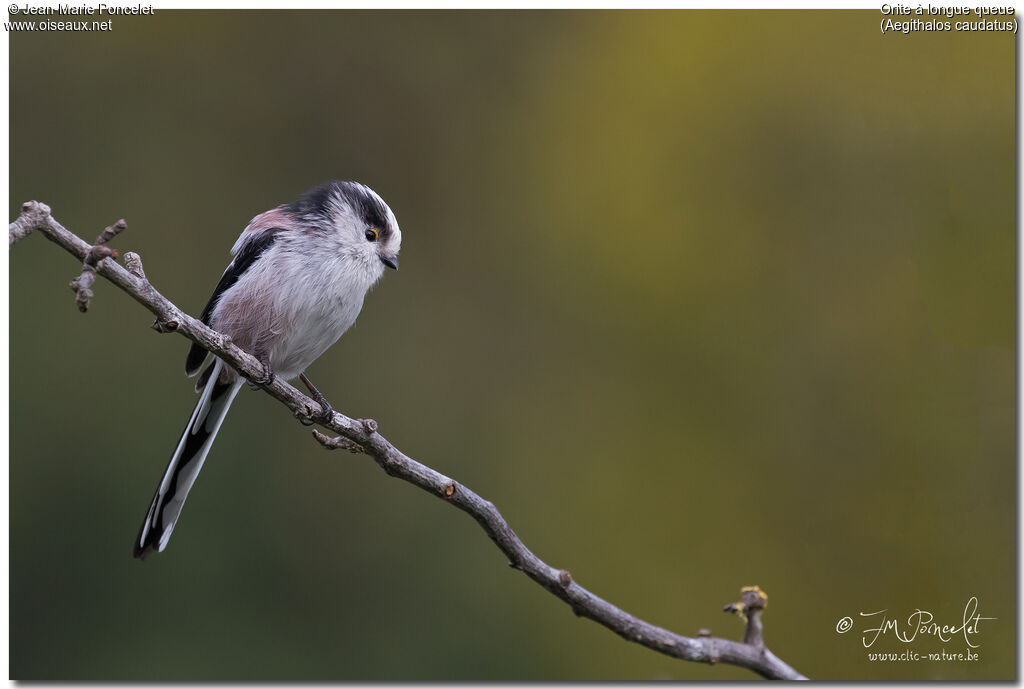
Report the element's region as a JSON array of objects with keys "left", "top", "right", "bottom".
[{"left": 185, "top": 229, "right": 282, "bottom": 376}]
